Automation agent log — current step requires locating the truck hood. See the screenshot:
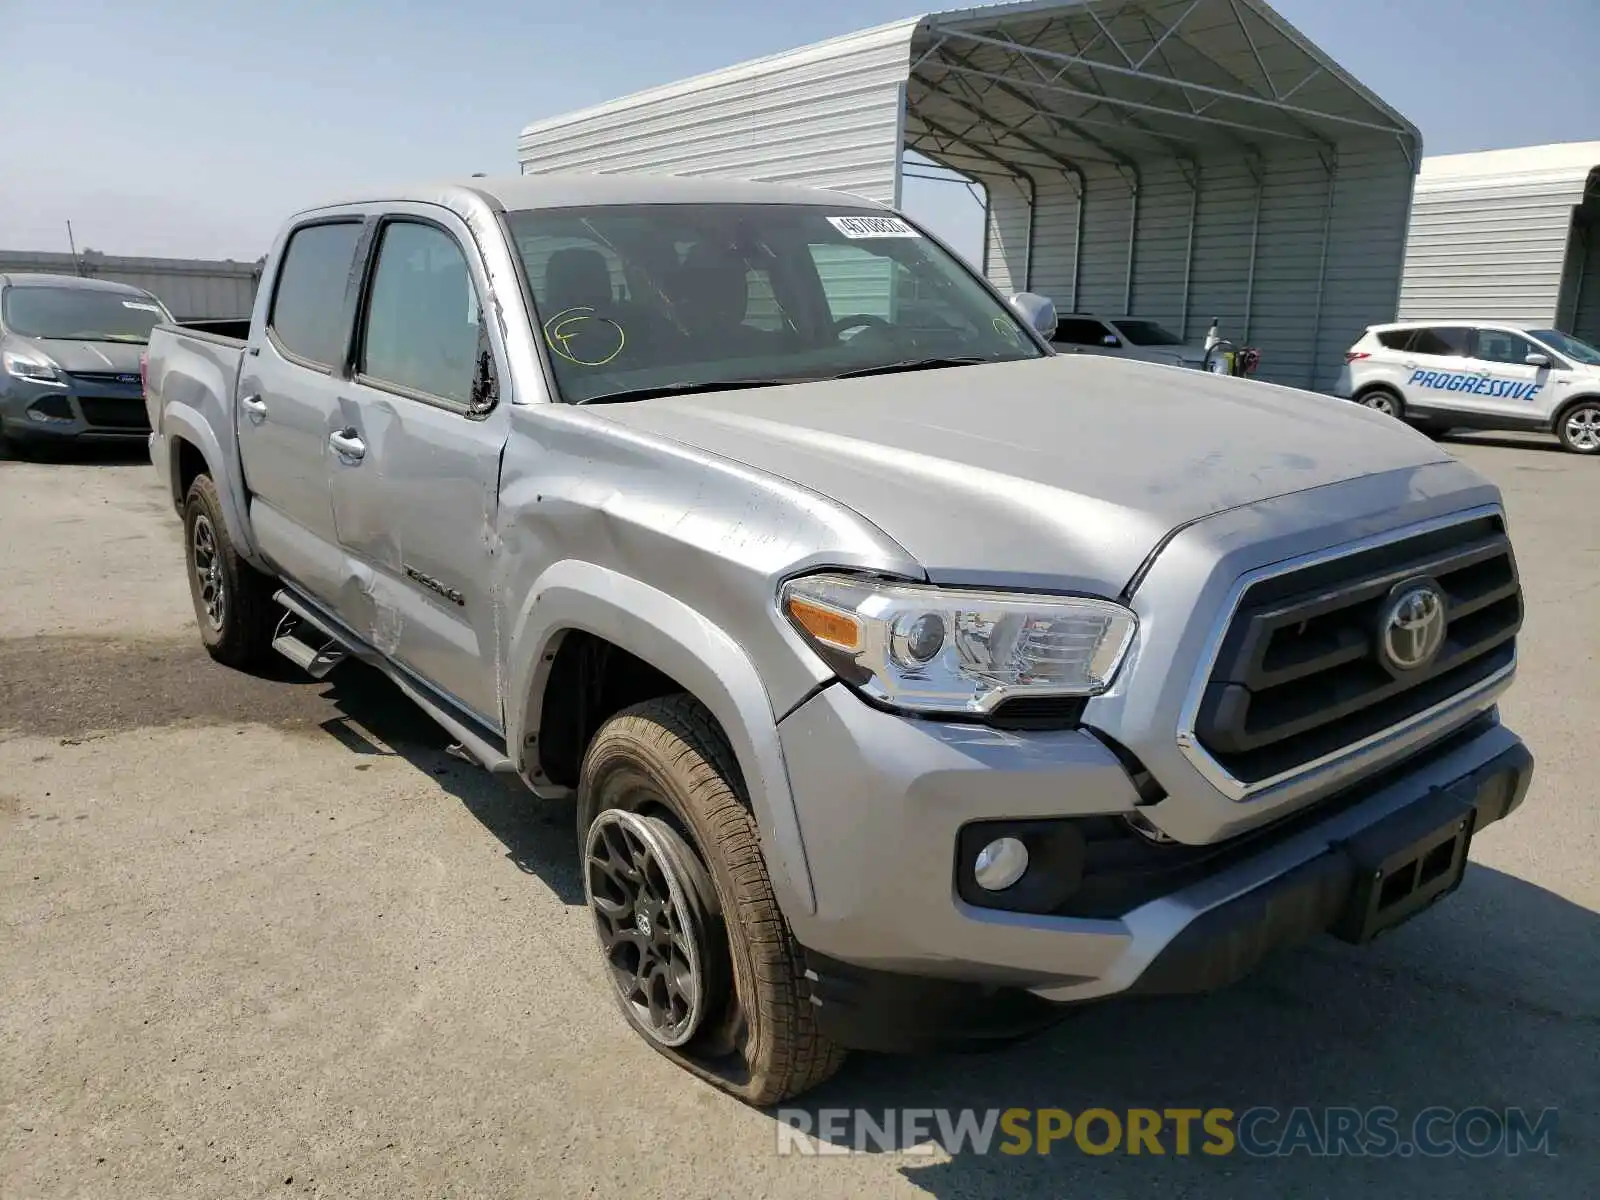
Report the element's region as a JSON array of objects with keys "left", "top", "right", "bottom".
[
  {"left": 20, "top": 336, "right": 145, "bottom": 374},
  {"left": 595, "top": 356, "right": 1452, "bottom": 596}
]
